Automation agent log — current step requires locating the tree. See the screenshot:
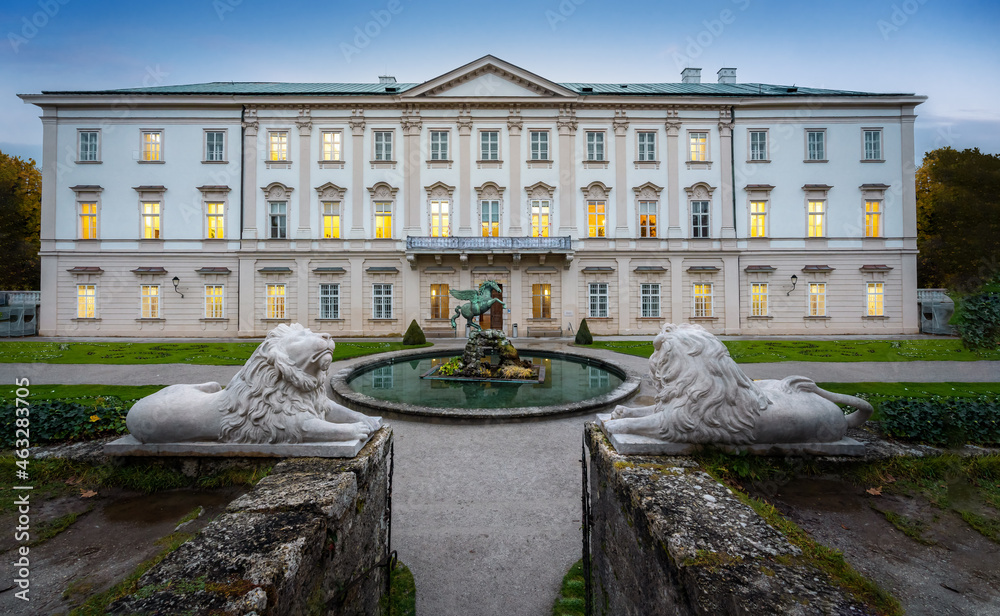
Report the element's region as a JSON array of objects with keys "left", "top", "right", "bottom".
[
  {"left": 575, "top": 318, "right": 593, "bottom": 345},
  {"left": 916, "top": 147, "right": 1000, "bottom": 291},
  {"left": 0, "top": 151, "right": 41, "bottom": 290}
]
